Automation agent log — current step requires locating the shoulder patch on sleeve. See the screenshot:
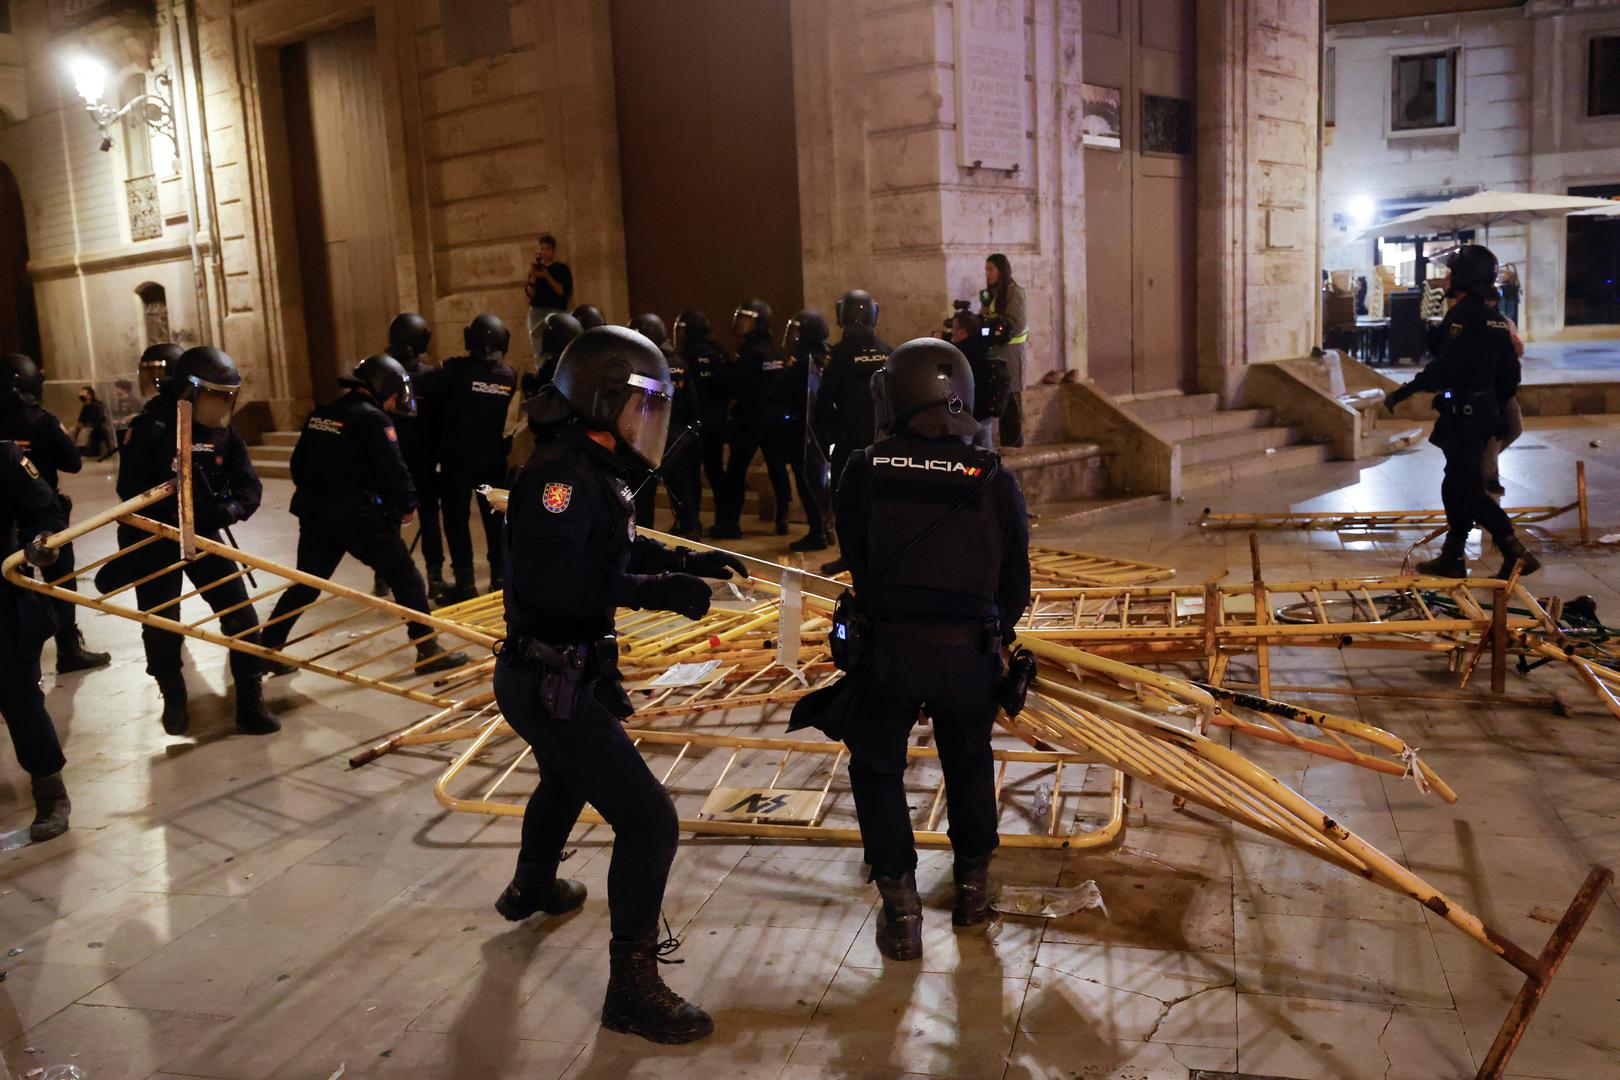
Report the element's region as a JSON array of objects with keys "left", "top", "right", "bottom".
[
  {"left": 542, "top": 481, "right": 573, "bottom": 513},
  {"left": 20, "top": 455, "right": 39, "bottom": 480}
]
